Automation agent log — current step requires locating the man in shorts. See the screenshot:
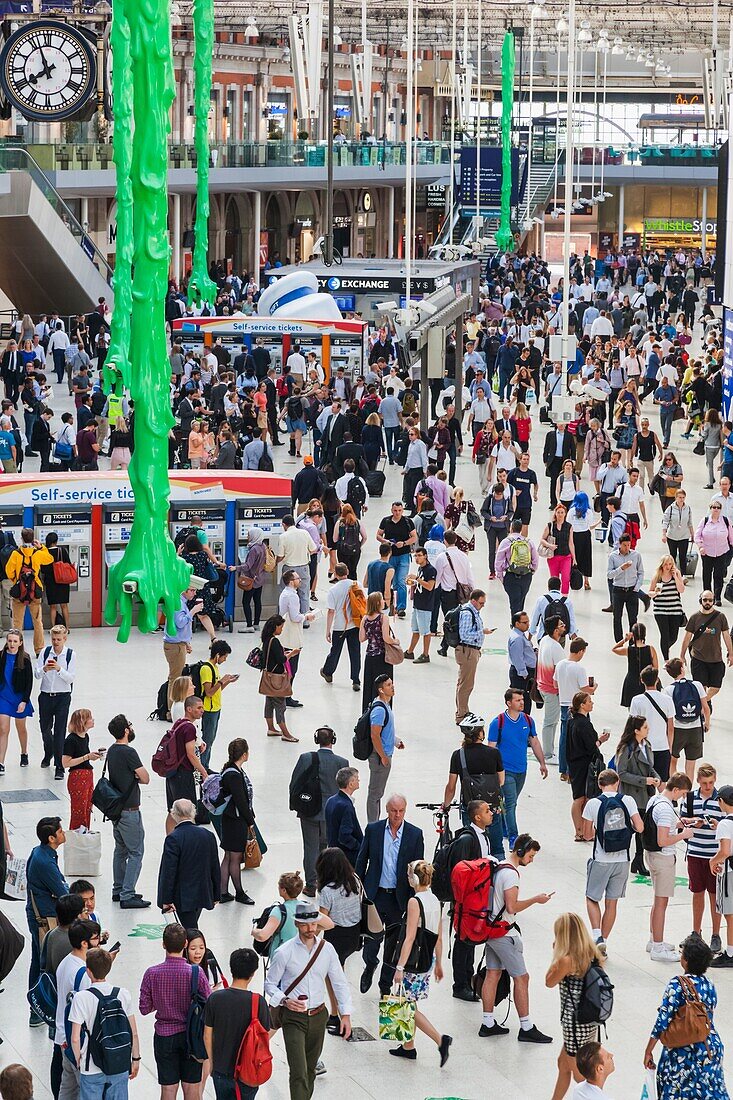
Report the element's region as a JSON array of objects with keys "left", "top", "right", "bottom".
[
  {"left": 403, "top": 546, "right": 436, "bottom": 663},
  {"left": 679, "top": 591, "right": 733, "bottom": 705},
  {"left": 710, "top": 785, "right": 733, "bottom": 967},
  {"left": 642, "top": 773, "right": 694, "bottom": 962},
  {"left": 683, "top": 763, "right": 724, "bottom": 953},
  {"left": 663, "top": 657, "right": 710, "bottom": 780},
  {"left": 507, "top": 451, "right": 538, "bottom": 535},
  {"left": 478, "top": 834, "right": 553, "bottom": 1044},
  {"left": 582, "top": 769, "right": 643, "bottom": 957}
]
